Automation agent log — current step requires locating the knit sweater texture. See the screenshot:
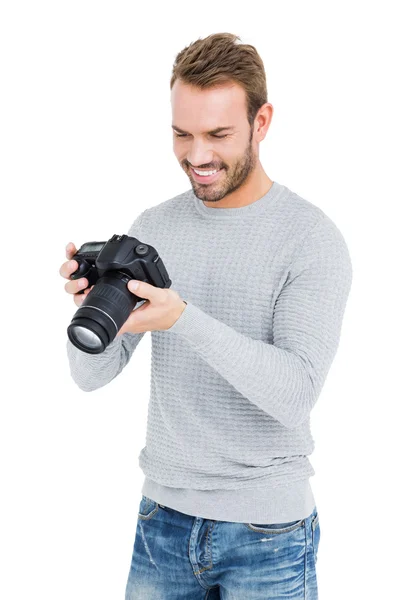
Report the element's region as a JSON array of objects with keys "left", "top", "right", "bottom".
[{"left": 66, "top": 181, "right": 353, "bottom": 523}]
